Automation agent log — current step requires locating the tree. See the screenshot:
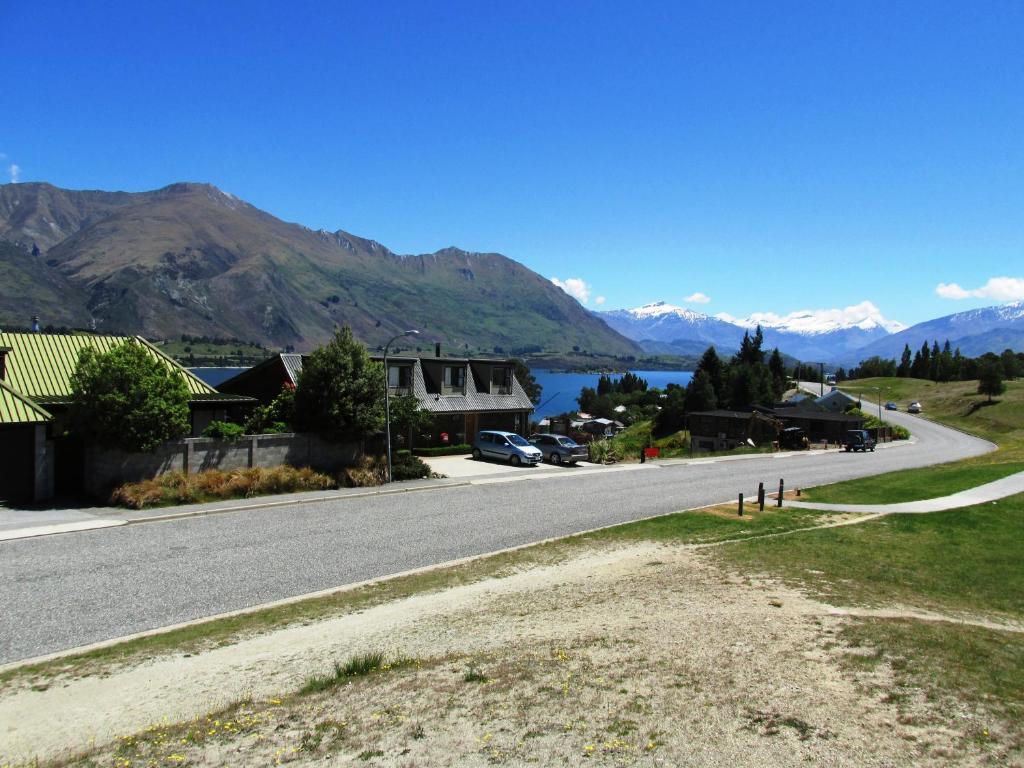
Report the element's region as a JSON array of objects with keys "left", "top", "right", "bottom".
[
  {"left": 388, "top": 393, "right": 433, "bottom": 447},
  {"left": 244, "top": 386, "right": 296, "bottom": 434},
  {"left": 69, "top": 341, "right": 191, "bottom": 453},
  {"left": 928, "top": 341, "right": 941, "bottom": 382},
  {"left": 767, "top": 348, "right": 786, "bottom": 401},
  {"left": 897, "top": 344, "right": 912, "bottom": 377},
  {"left": 1001, "top": 349, "right": 1019, "bottom": 380},
  {"left": 695, "top": 346, "right": 724, "bottom": 403},
  {"left": 293, "top": 327, "right": 385, "bottom": 442},
  {"left": 911, "top": 342, "right": 929, "bottom": 379},
  {"left": 938, "top": 340, "right": 954, "bottom": 383},
  {"left": 512, "top": 359, "right": 542, "bottom": 405},
  {"left": 978, "top": 358, "right": 1006, "bottom": 403},
  {"left": 654, "top": 383, "right": 688, "bottom": 436},
  {"left": 683, "top": 369, "right": 717, "bottom": 413}
]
